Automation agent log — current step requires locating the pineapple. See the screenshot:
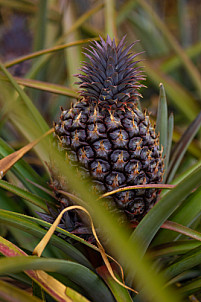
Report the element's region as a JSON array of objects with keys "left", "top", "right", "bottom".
[{"left": 47, "top": 36, "right": 164, "bottom": 235}]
